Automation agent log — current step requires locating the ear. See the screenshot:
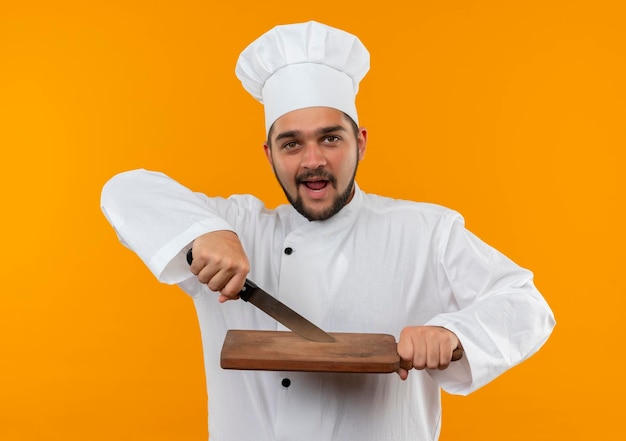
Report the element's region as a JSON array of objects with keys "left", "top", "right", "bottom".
[
  {"left": 357, "top": 127, "right": 367, "bottom": 160},
  {"left": 263, "top": 143, "right": 273, "bottom": 166}
]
